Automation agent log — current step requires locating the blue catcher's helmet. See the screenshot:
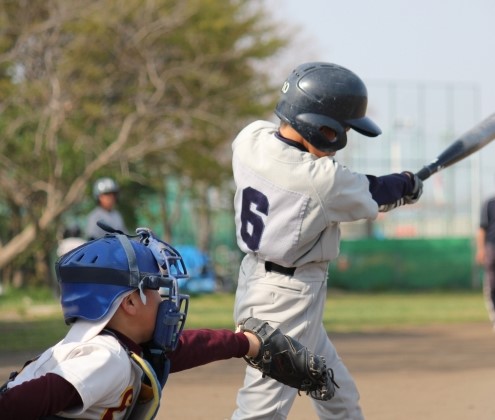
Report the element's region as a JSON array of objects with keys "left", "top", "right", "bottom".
[{"left": 56, "top": 227, "right": 189, "bottom": 325}]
